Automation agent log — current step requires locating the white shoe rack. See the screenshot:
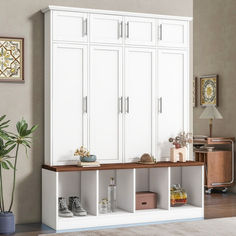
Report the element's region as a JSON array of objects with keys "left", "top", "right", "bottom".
[{"left": 42, "top": 162, "right": 204, "bottom": 231}]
